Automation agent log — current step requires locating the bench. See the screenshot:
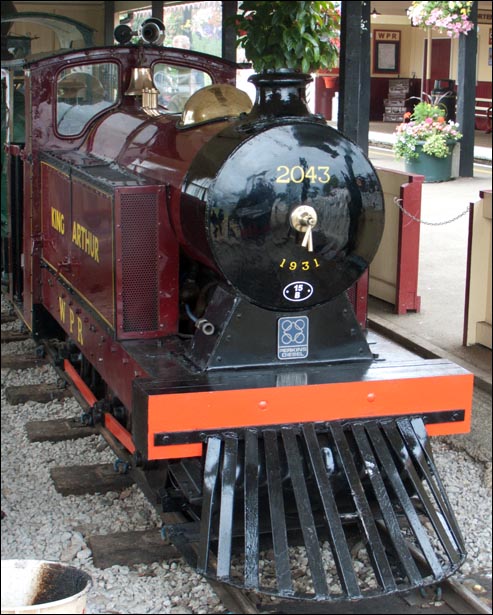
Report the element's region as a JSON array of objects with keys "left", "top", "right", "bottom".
[{"left": 475, "top": 97, "right": 492, "bottom": 133}]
